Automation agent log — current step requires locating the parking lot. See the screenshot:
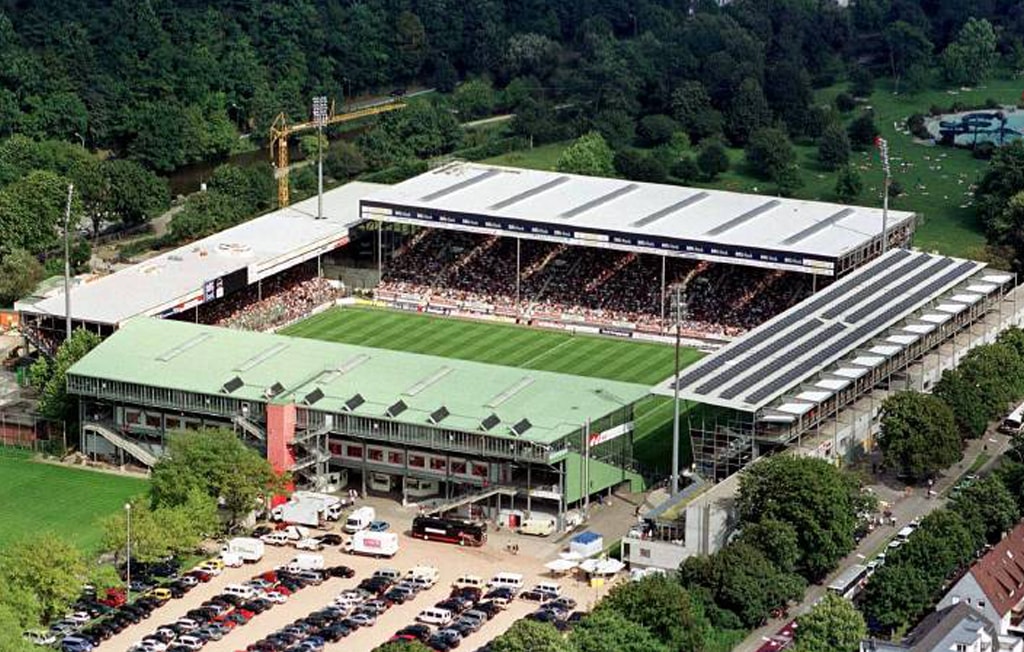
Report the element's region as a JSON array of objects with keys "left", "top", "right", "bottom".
[{"left": 99, "top": 521, "right": 614, "bottom": 652}]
